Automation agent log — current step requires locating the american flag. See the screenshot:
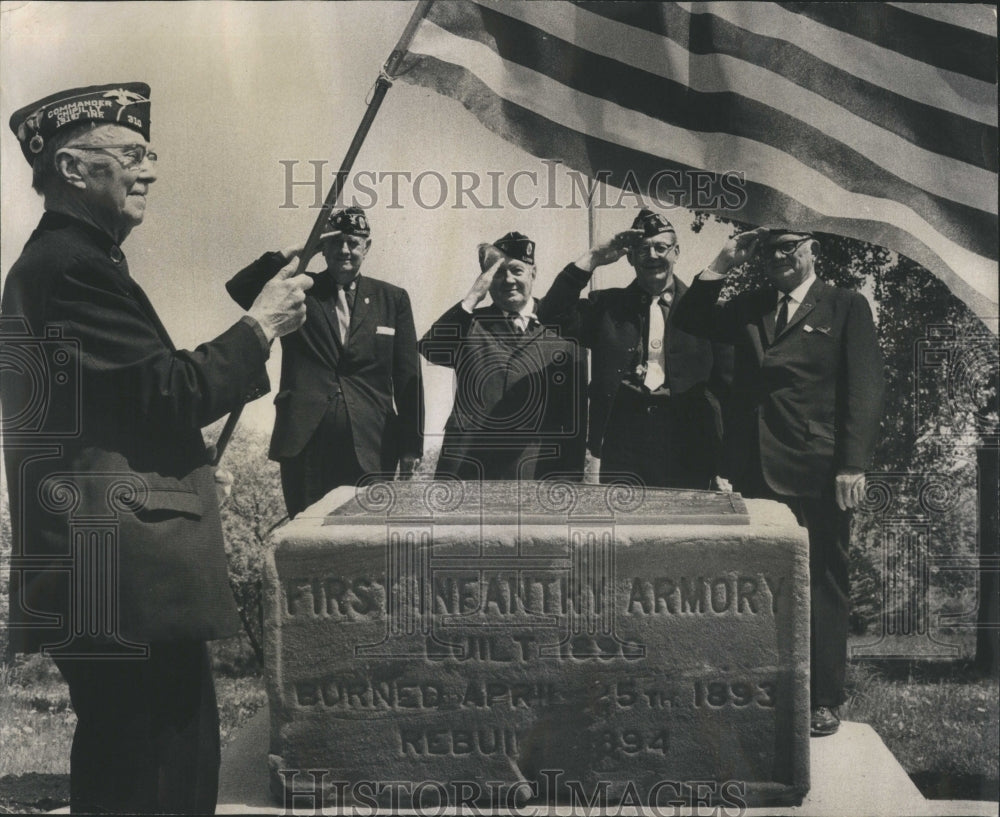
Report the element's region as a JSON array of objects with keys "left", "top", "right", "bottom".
[{"left": 397, "top": 1, "right": 998, "bottom": 326}]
